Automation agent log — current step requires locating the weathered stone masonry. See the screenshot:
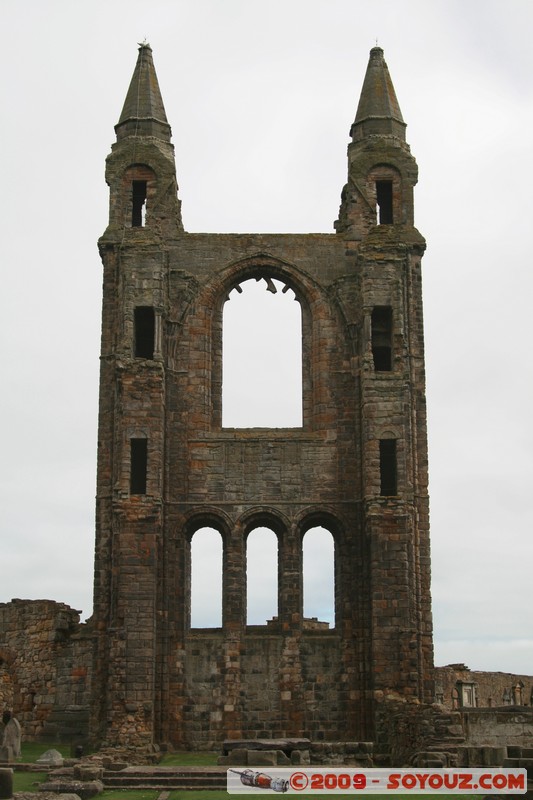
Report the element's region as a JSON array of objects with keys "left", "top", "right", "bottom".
[
  {"left": 0, "top": 600, "right": 91, "bottom": 743},
  {"left": 1, "top": 48, "right": 532, "bottom": 763},
  {"left": 89, "top": 43, "right": 433, "bottom": 751},
  {"left": 2, "top": 599, "right": 531, "bottom": 756}
]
